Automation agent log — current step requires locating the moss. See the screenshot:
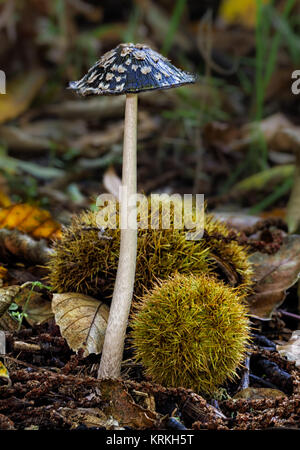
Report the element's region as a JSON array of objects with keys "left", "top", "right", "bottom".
[
  {"left": 47, "top": 202, "right": 252, "bottom": 300},
  {"left": 130, "top": 273, "right": 250, "bottom": 395}
]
